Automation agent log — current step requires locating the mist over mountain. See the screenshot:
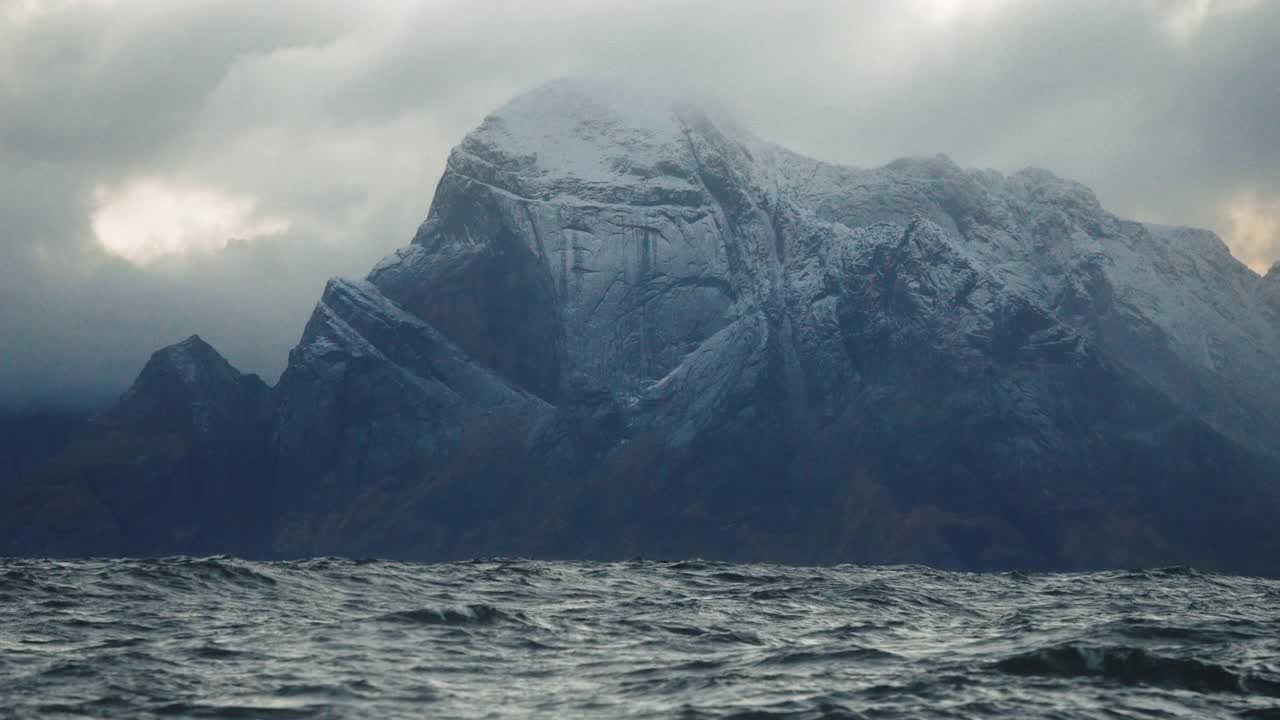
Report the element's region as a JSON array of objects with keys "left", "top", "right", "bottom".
[{"left": 4, "top": 81, "right": 1278, "bottom": 574}]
